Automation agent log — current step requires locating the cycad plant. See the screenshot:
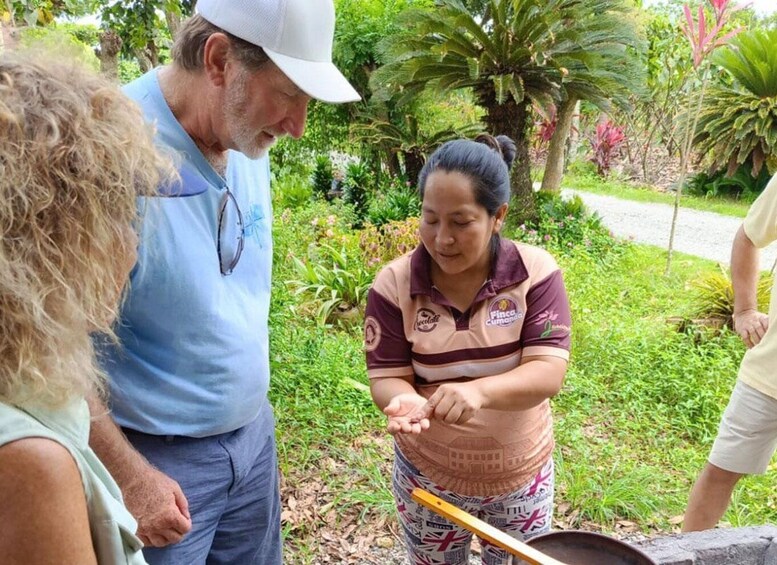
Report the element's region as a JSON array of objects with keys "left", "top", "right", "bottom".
[
  {"left": 693, "top": 28, "right": 777, "bottom": 178},
  {"left": 371, "top": 0, "right": 618, "bottom": 221}
]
